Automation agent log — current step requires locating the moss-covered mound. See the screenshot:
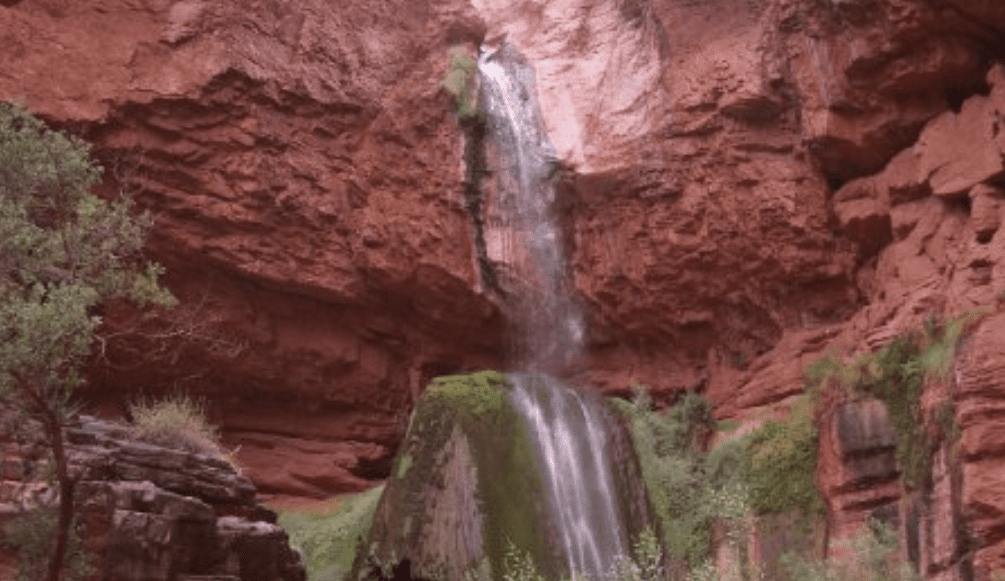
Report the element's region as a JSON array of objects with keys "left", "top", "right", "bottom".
[
  {"left": 352, "top": 371, "right": 654, "bottom": 581},
  {"left": 351, "top": 371, "right": 559, "bottom": 581}
]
